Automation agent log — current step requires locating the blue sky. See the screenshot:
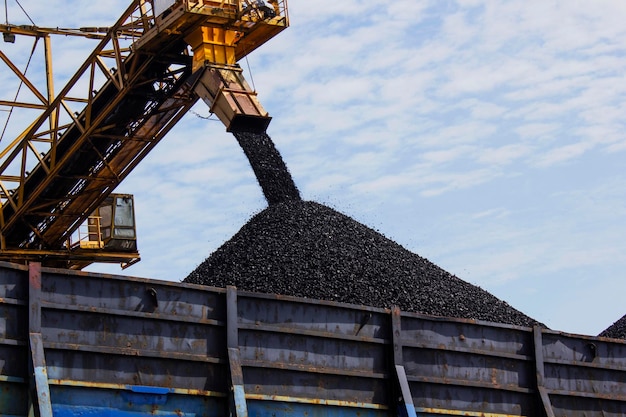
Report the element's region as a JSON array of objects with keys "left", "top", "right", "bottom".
[{"left": 2, "top": 0, "right": 626, "bottom": 336}]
